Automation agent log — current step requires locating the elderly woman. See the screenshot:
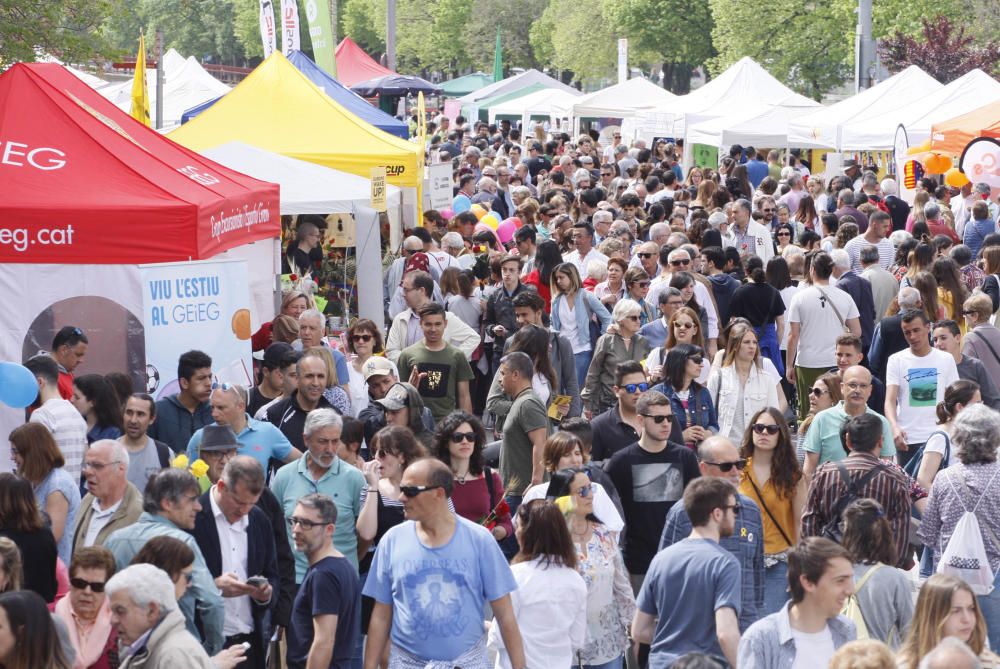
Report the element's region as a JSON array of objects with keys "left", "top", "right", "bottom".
[
  {"left": 594, "top": 258, "right": 627, "bottom": 308},
  {"left": 52, "top": 547, "right": 118, "bottom": 669},
  {"left": 962, "top": 293, "right": 1000, "bottom": 384},
  {"left": 107, "top": 564, "right": 215, "bottom": 668},
  {"left": 920, "top": 404, "right": 1000, "bottom": 650},
  {"left": 582, "top": 299, "right": 651, "bottom": 418},
  {"left": 623, "top": 267, "right": 658, "bottom": 326},
  {"left": 251, "top": 289, "right": 312, "bottom": 351}
]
